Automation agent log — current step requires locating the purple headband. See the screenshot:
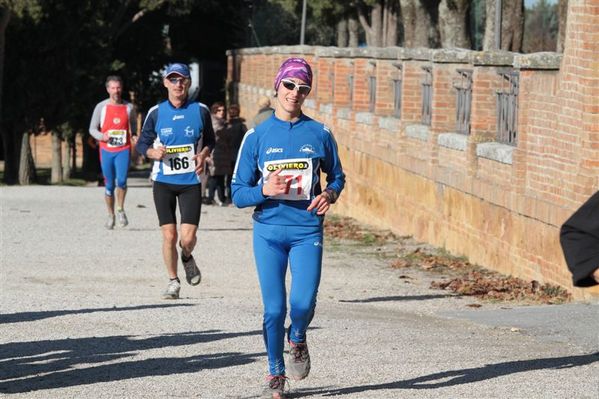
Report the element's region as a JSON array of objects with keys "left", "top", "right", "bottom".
[{"left": 274, "top": 57, "right": 313, "bottom": 91}]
